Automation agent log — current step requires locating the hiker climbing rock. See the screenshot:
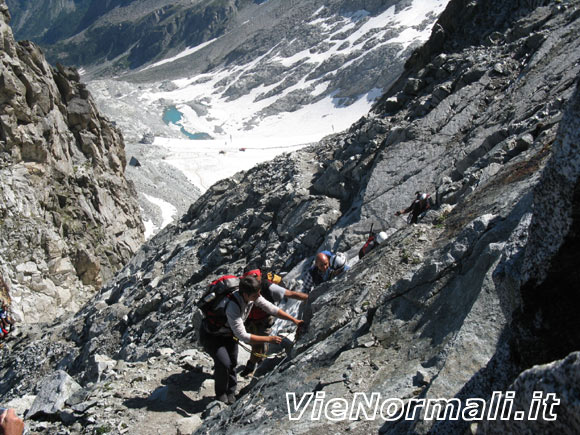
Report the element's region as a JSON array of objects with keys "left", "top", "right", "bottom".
[
  {"left": 395, "top": 191, "right": 433, "bottom": 224},
  {"left": 300, "top": 251, "right": 350, "bottom": 294},
  {"left": 198, "top": 276, "right": 303, "bottom": 404},
  {"left": 0, "top": 302, "right": 14, "bottom": 340},
  {"left": 240, "top": 264, "right": 308, "bottom": 377},
  {"left": 358, "top": 228, "right": 389, "bottom": 259}
]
